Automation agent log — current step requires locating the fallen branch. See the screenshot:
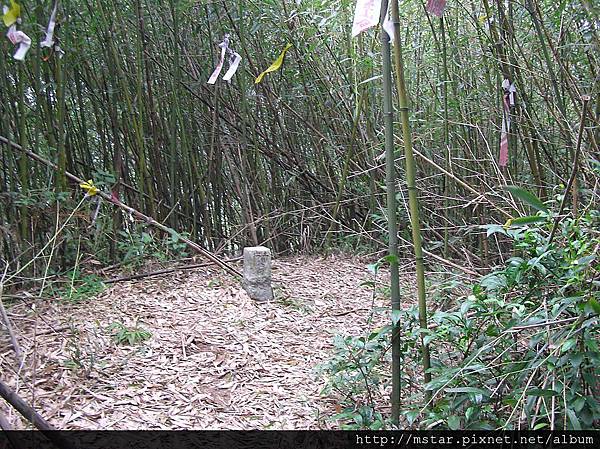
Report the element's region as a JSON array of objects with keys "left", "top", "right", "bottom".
[
  {"left": 0, "top": 410, "right": 13, "bottom": 430},
  {"left": 0, "top": 135, "right": 241, "bottom": 278},
  {"left": 105, "top": 256, "right": 242, "bottom": 284},
  {"left": 0, "top": 275, "right": 22, "bottom": 364},
  {"left": 0, "top": 379, "right": 75, "bottom": 449}
]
